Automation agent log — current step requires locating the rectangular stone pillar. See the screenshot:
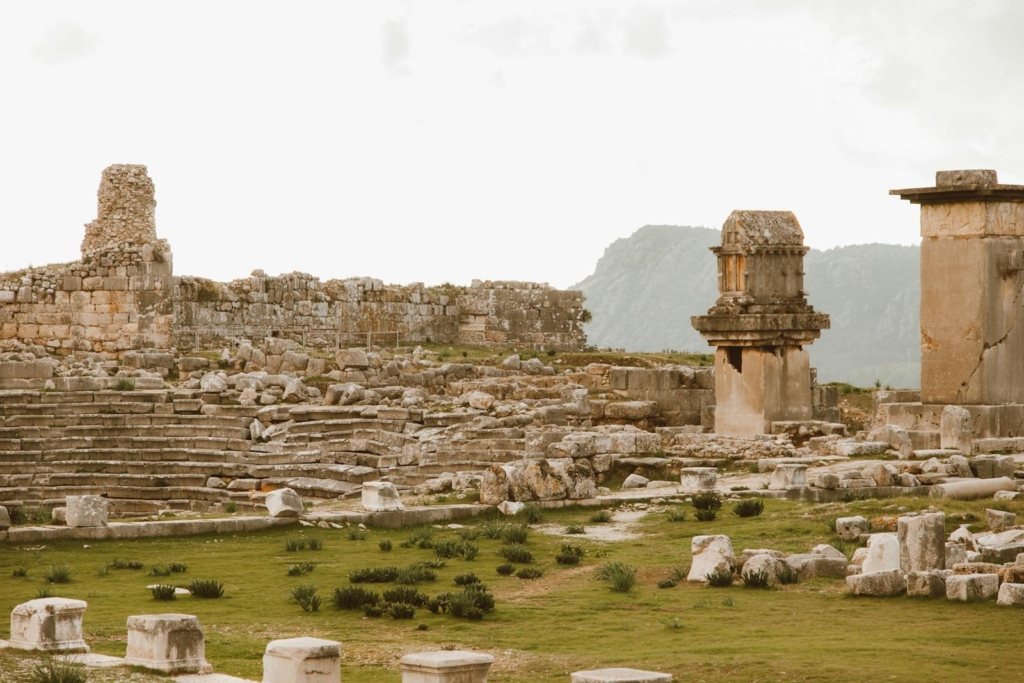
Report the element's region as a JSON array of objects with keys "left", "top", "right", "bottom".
[
  {"left": 263, "top": 637, "right": 341, "bottom": 683},
  {"left": 713, "top": 346, "right": 813, "bottom": 437},
  {"left": 7, "top": 598, "right": 88, "bottom": 652},
  {"left": 124, "top": 614, "right": 211, "bottom": 674},
  {"left": 399, "top": 650, "right": 494, "bottom": 683}
]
